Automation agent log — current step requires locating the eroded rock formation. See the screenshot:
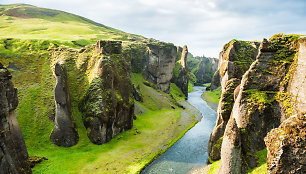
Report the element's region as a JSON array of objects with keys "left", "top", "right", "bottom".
[
  {"left": 194, "top": 57, "right": 218, "bottom": 85},
  {"left": 210, "top": 69, "right": 221, "bottom": 90},
  {"left": 216, "top": 34, "right": 305, "bottom": 173},
  {"left": 175, "top": 45, "right": 189, "bottom": 97},
  {"left": 143, "top": 43, "right": 177, "bottom": 93},
  {"left": 79, "top": 41, "right": 134, "bottom": 145},
  {"left": 50, "top": 61, "right": 79, "bottom": 147},
  {"left": 265, "top": 113, "right": 305, "bottom": 174},
  {"left": 207, "top": 40, "right": 260, "bottom": 161},
  {"left": 0, "top": 63, "right": 31, "bottom": 173}
]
